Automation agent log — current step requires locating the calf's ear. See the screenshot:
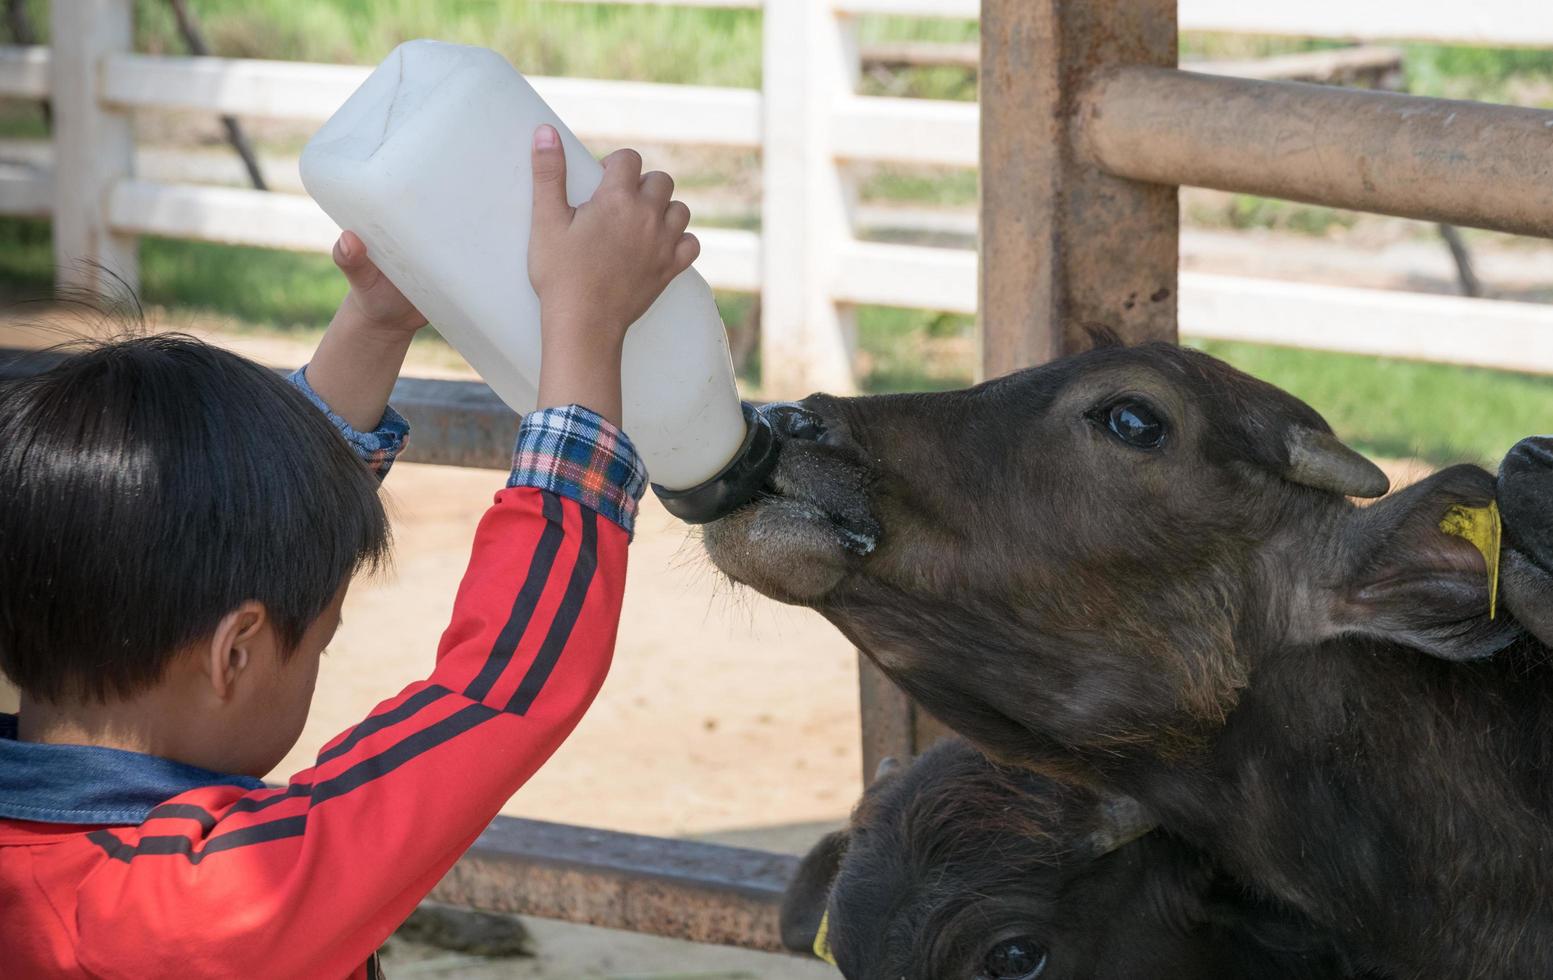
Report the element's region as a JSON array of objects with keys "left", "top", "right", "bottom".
[
  {"left": 1325, "top": 465, "right": 1524, "bottom": 661},
  {"left": 1281, "top": 426, "right": 1391, "bottom": 499},
  {"left": 780, "top": 830, "right": 849, "bottom": 955}
]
